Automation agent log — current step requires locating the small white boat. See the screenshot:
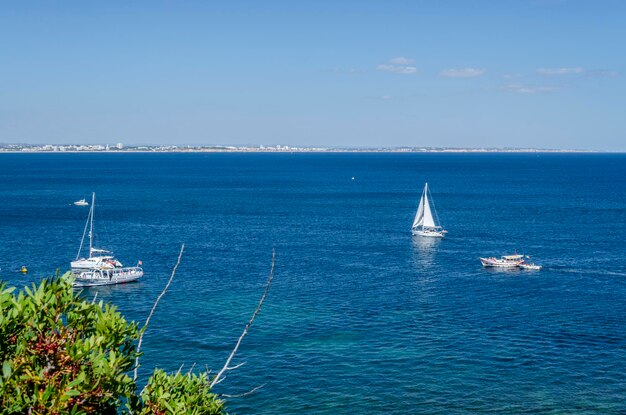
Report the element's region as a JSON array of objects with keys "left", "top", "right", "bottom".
[
  {"left": 480, "top": 255, "right": 525, "bottom": 268},
  {"left": 71, "top": 193, "right": 143, "bottom": 286},
  {"left": 520, "top": 263, "right": 542, "bottom": 270},
  {"left": 411, "top": 183, "right": 447, "bottom": 238},
  {"left": 74, "top": 199, "right": 89, "bottom": 206}
]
